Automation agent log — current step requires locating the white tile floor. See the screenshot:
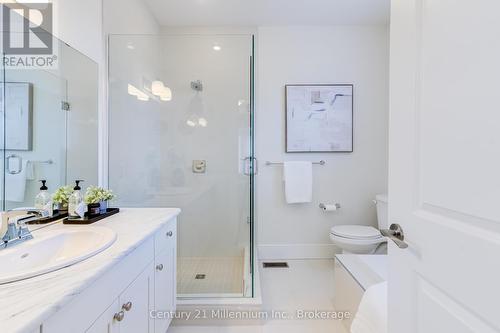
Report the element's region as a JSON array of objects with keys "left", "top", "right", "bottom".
[{"left": 168, "top": 260, "right": 350, "bottom": 333}]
